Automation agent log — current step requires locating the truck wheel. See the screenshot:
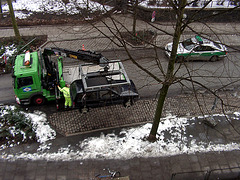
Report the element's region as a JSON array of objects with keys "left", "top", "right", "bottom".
[{"left": 32, "top": 96, "right": 45, "bottom": 105}]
